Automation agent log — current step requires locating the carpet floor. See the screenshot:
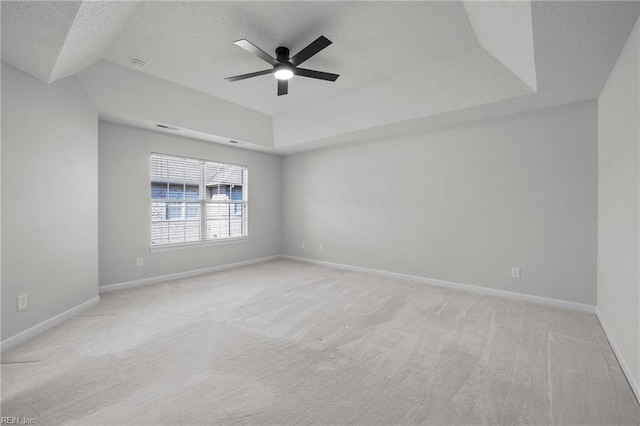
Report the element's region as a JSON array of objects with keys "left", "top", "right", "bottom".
[{"left": 2, "top": 259, "right": 639, "bottom": 425}]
